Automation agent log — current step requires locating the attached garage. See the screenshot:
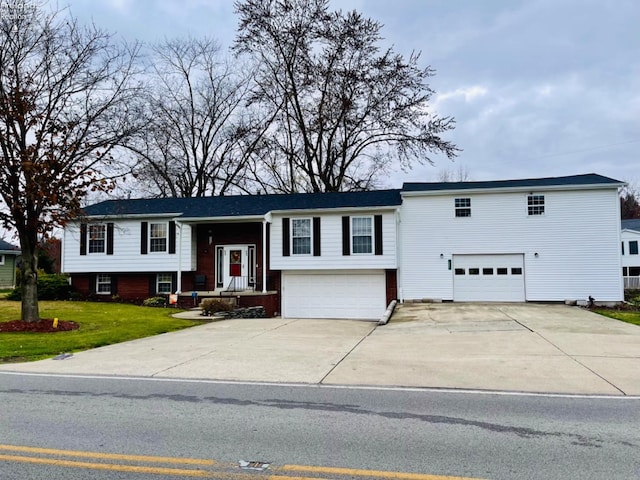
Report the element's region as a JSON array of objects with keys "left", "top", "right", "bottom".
[
  {"left": 282, "top": 270, "right": 387, "bottom": 319},
  {"left": 453, "top": 254, "right": 525, "bottom": 302}
]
